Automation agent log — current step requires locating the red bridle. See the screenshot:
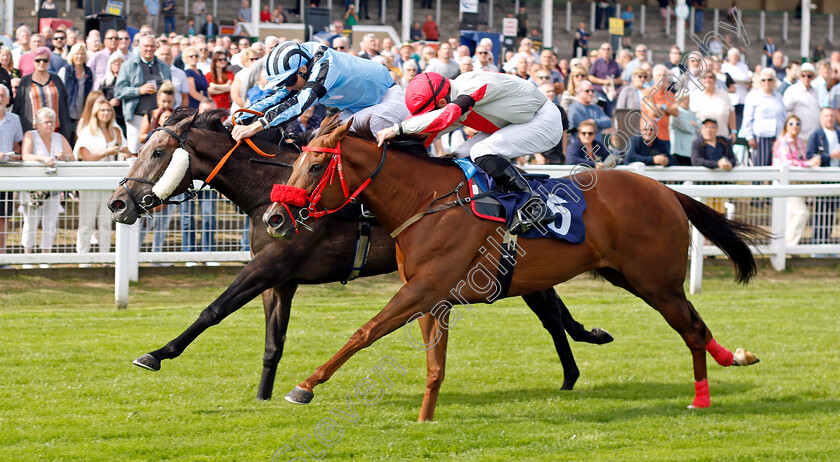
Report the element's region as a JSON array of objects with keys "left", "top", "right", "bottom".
[{"left": 270, "top": 140, "right": 387, "bottom": 228}]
